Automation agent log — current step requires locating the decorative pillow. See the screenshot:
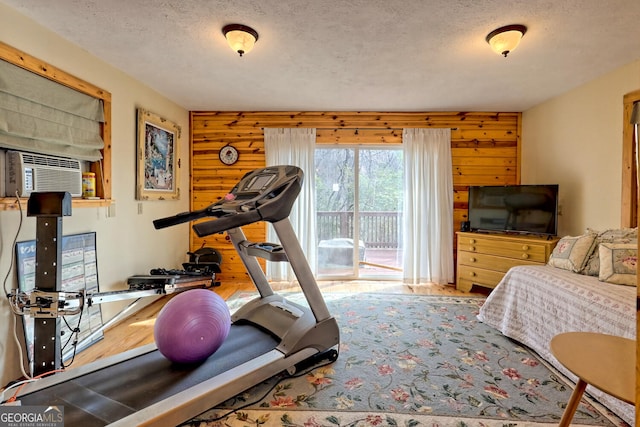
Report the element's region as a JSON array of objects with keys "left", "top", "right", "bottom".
[
  {"left": 598, "top": 242, "right": 638, "bottom": 286},
  {"left": 548, "top": 233, "right": 597, "bottom": 273},
  {"left": 589, "top": 227, "right": 638, "bottom": 241},
  {"left": 582, "top": 228, "right": 638, "bottom": 276}
]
